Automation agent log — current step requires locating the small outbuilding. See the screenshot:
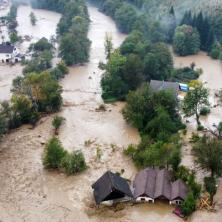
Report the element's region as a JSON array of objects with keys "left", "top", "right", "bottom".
[{"left": 92, "top": 171, "right": 133, "bottom": 205}]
